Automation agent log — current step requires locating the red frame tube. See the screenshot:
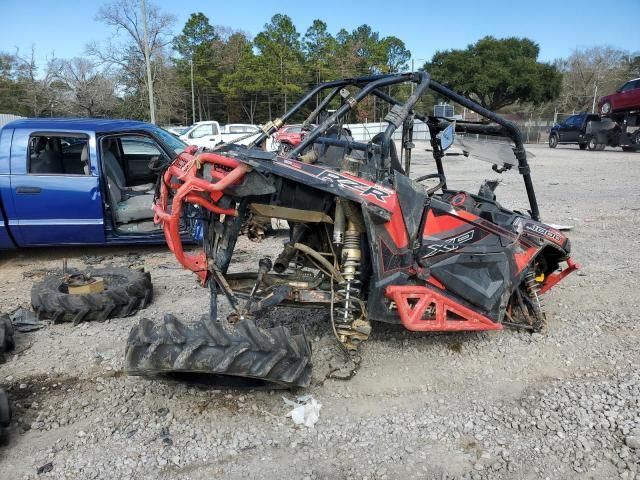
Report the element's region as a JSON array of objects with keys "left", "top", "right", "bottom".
[{"left": 153, "top": 150, "right": 248, "bottom": 284}]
